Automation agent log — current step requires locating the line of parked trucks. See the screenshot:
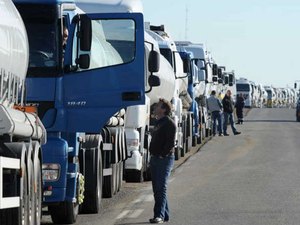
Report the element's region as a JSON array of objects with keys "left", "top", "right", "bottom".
[
  {"left": 1, "top": 0, "right": 299, "bottom": 225},
  {"left": 235, "top": 78, "right": 299, "bottom": 109}
]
